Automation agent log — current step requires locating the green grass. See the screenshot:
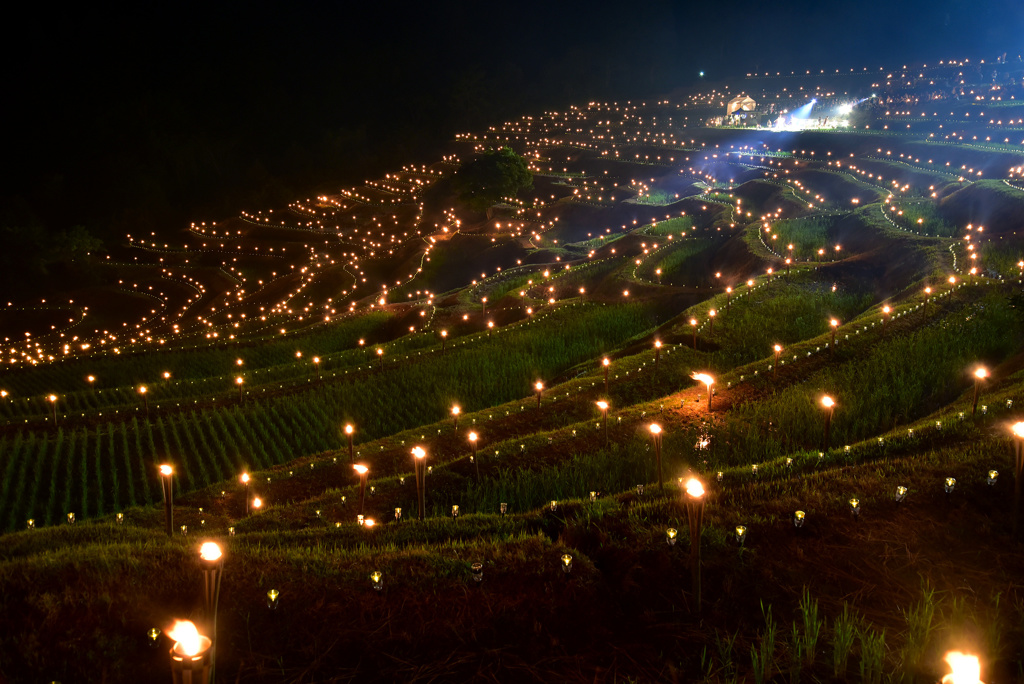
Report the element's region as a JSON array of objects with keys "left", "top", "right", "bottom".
[{"left": 769, "top": 216, "right": 842, "bottom": 259}]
